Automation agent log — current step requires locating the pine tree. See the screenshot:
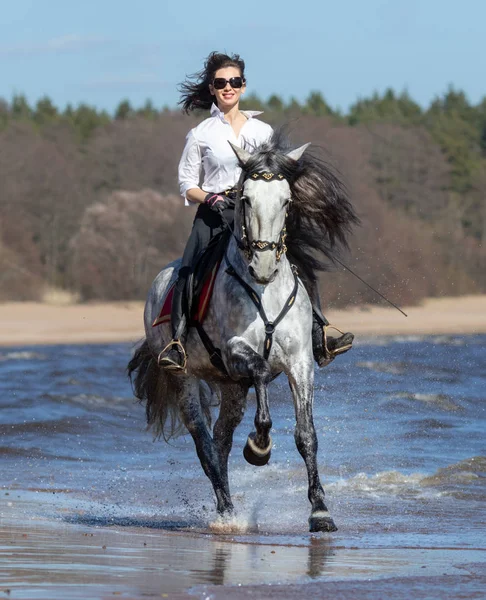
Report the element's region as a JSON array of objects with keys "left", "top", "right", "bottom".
[
  {"left": 267, "top": 94, "right": 284, "bottom": 113},
  {"left": 305, "top": 91, "right": 333, "bottom": 117},
  {"left": 115, "top": 99, "right": 133, "bottom": 120},
  {"left": 11, "top": 94, "right": 32, "bottom": 120},
  {"left": 33, "top": 96, "right": 58, "bottom": 126}
]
